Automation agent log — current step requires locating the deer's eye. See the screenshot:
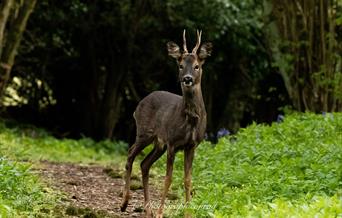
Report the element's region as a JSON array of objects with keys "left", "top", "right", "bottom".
[
  {"left": 179, "top": 65, "right": 184, "bottom": 70},
  {"left": 194, "top": 65, "right": 199, "bottom": 70}
]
